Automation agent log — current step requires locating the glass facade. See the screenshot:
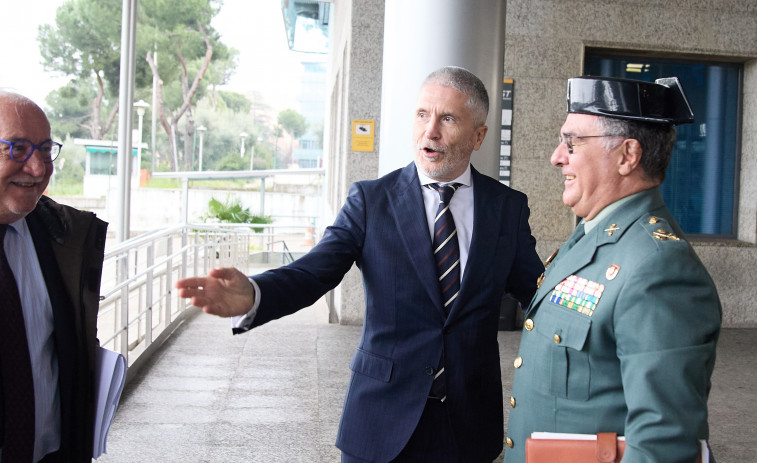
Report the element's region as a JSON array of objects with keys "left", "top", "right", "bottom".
[{"left": 584, "top": 53, "right": 741, "bottom": 236}]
